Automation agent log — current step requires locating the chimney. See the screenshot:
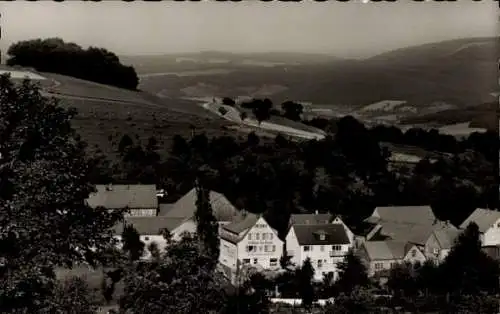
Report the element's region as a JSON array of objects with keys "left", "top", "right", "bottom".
[
  {"left": 315, "top": 210, "right": 319, "bottom": 215},
  {"left": 105, "top": 183, "right": 113, "bottom": 191}
]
